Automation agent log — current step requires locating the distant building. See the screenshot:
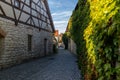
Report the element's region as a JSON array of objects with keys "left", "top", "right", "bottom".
[
  {"left": 54, "top": 30, "right": 59, "bottom": 37},
  {"left": 58, "top": 33, "right": 63, "bottom": 43},
  {"left": 54, "top": 30, "right": 59, "bottom": 42},
  {"left": 0, "top": 0, "right": 55, "bottom": 69},
  {"left": 58, "top": 33, "right": 65, "bottom": 48}
]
